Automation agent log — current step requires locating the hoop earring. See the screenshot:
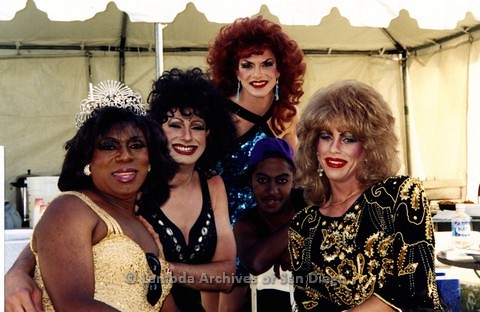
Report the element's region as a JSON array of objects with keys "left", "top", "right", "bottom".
[
  {"left": 83, "top": 164, "right": 91, "bottom": 176},
  {"left": 235, "top": 81, "right": 241, "bottom": 102},
  {"left": 316, "top": 156, "right": 323, "bottom": 177},
  {"left": 274, "top": 79, "right": 279, "bottom": 101},
  {"left": 147, "top": 164, "right": 151, "bottom": 173}
]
